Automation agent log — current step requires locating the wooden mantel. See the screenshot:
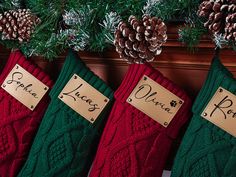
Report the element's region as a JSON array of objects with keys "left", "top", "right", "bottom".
[{"left": 0, "top": 22, "right": 232, "bottom": 98}]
